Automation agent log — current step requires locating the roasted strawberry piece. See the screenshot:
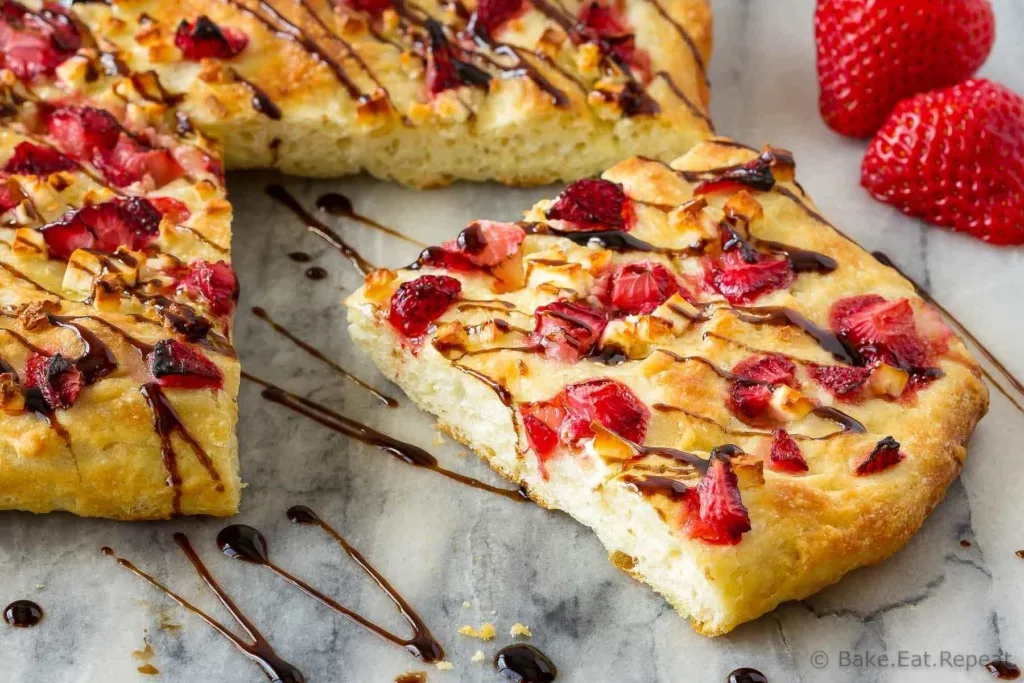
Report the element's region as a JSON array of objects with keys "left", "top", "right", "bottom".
[
  {"left": 727, "top": 354, "right": 797, "bottom": 423},
  {"left": 0, "top": 179, "right": 22, "bottom": 213},
  {"left": 341, "top": 0, "right": 393, "bottom": 16},
  {"left": 809, "top": 363, "right": 871, "bottom": 400},
  {"left": 424, "top": 20, "right": 490, "bottom": 95},
  {"left": 727, "top": 383, "right": 772, "bottom": 422},
  {"left": 560, "top": 378, "right": 649, "bottom": 446},
  {"left": 531, "top": 300, "right": 608, "bottom": 362},
  {"left": 768, "top": 428, "right": 807, "bottom": 473},
  {"left": 855, "top": 436, "right": 903, "bottom": 475},
  {"left": 179, "top": 260, "right": 239, "bottom": 316},
  {"left": 0, "top": 1, "right": 80, "bottom": 81},
  {"left": 46, "top": 106, "right": 122, "bottom": 159},
  {"left": 575, "top": 1, "right": 638, "bottom": 67},
  {"left": 95, "top": 135, "right": 184, "bottom": 189},
  {"left": 705, "top": 249, "right": 794, "bottom": 304},
  {"left": 547, "top": 178, "right": 633, "bottom": 231},
  {"left": 518, "top": 400, "right": 566, "bottom": 477},
  {"left": 829, "top": 295, "right": 928, "bottom": 370},
  {"left": 3, "top": 141, "right": 75, "bottom": 175},
  {"left": 443, "top": 221, "right": 525, "bottom": 268},
  {"left": 469, "top": 0, "right": 524, "bottom": 36},
  {"left": 147, "top": 339, "right": 223, "bottom": 390},
  {"left": 608, "top": 260, "right": 679, "bottom": 314},
  {"left": 695, "top": 154, "right": 778, "bottom": 195},
  {"left": 24, "top": 352, "right": 83, "bottom": 410},
  {"left": 174, "top": 16, "right": 249, "bottom": 60},
  {"left": 388, "top": 274, "right": 461, "bottom": 338},
  {"left": 733, "top": 353, "right": 798, "bottom": 387},
  {"left": 149, "top": 197, "right": 191, "bottom": 224},
  {"left": 682, "top": 450, "right": 751, "bottom": 545},
  {"left": 40, "top": 197, "right": 162, "bottom": 260}
]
